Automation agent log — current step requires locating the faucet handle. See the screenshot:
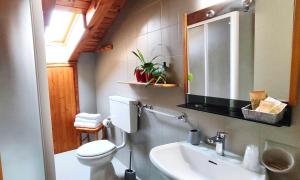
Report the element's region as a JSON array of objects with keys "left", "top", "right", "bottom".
[{"left": 217, "top": 131, "right": 227, "bottom": 138}]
